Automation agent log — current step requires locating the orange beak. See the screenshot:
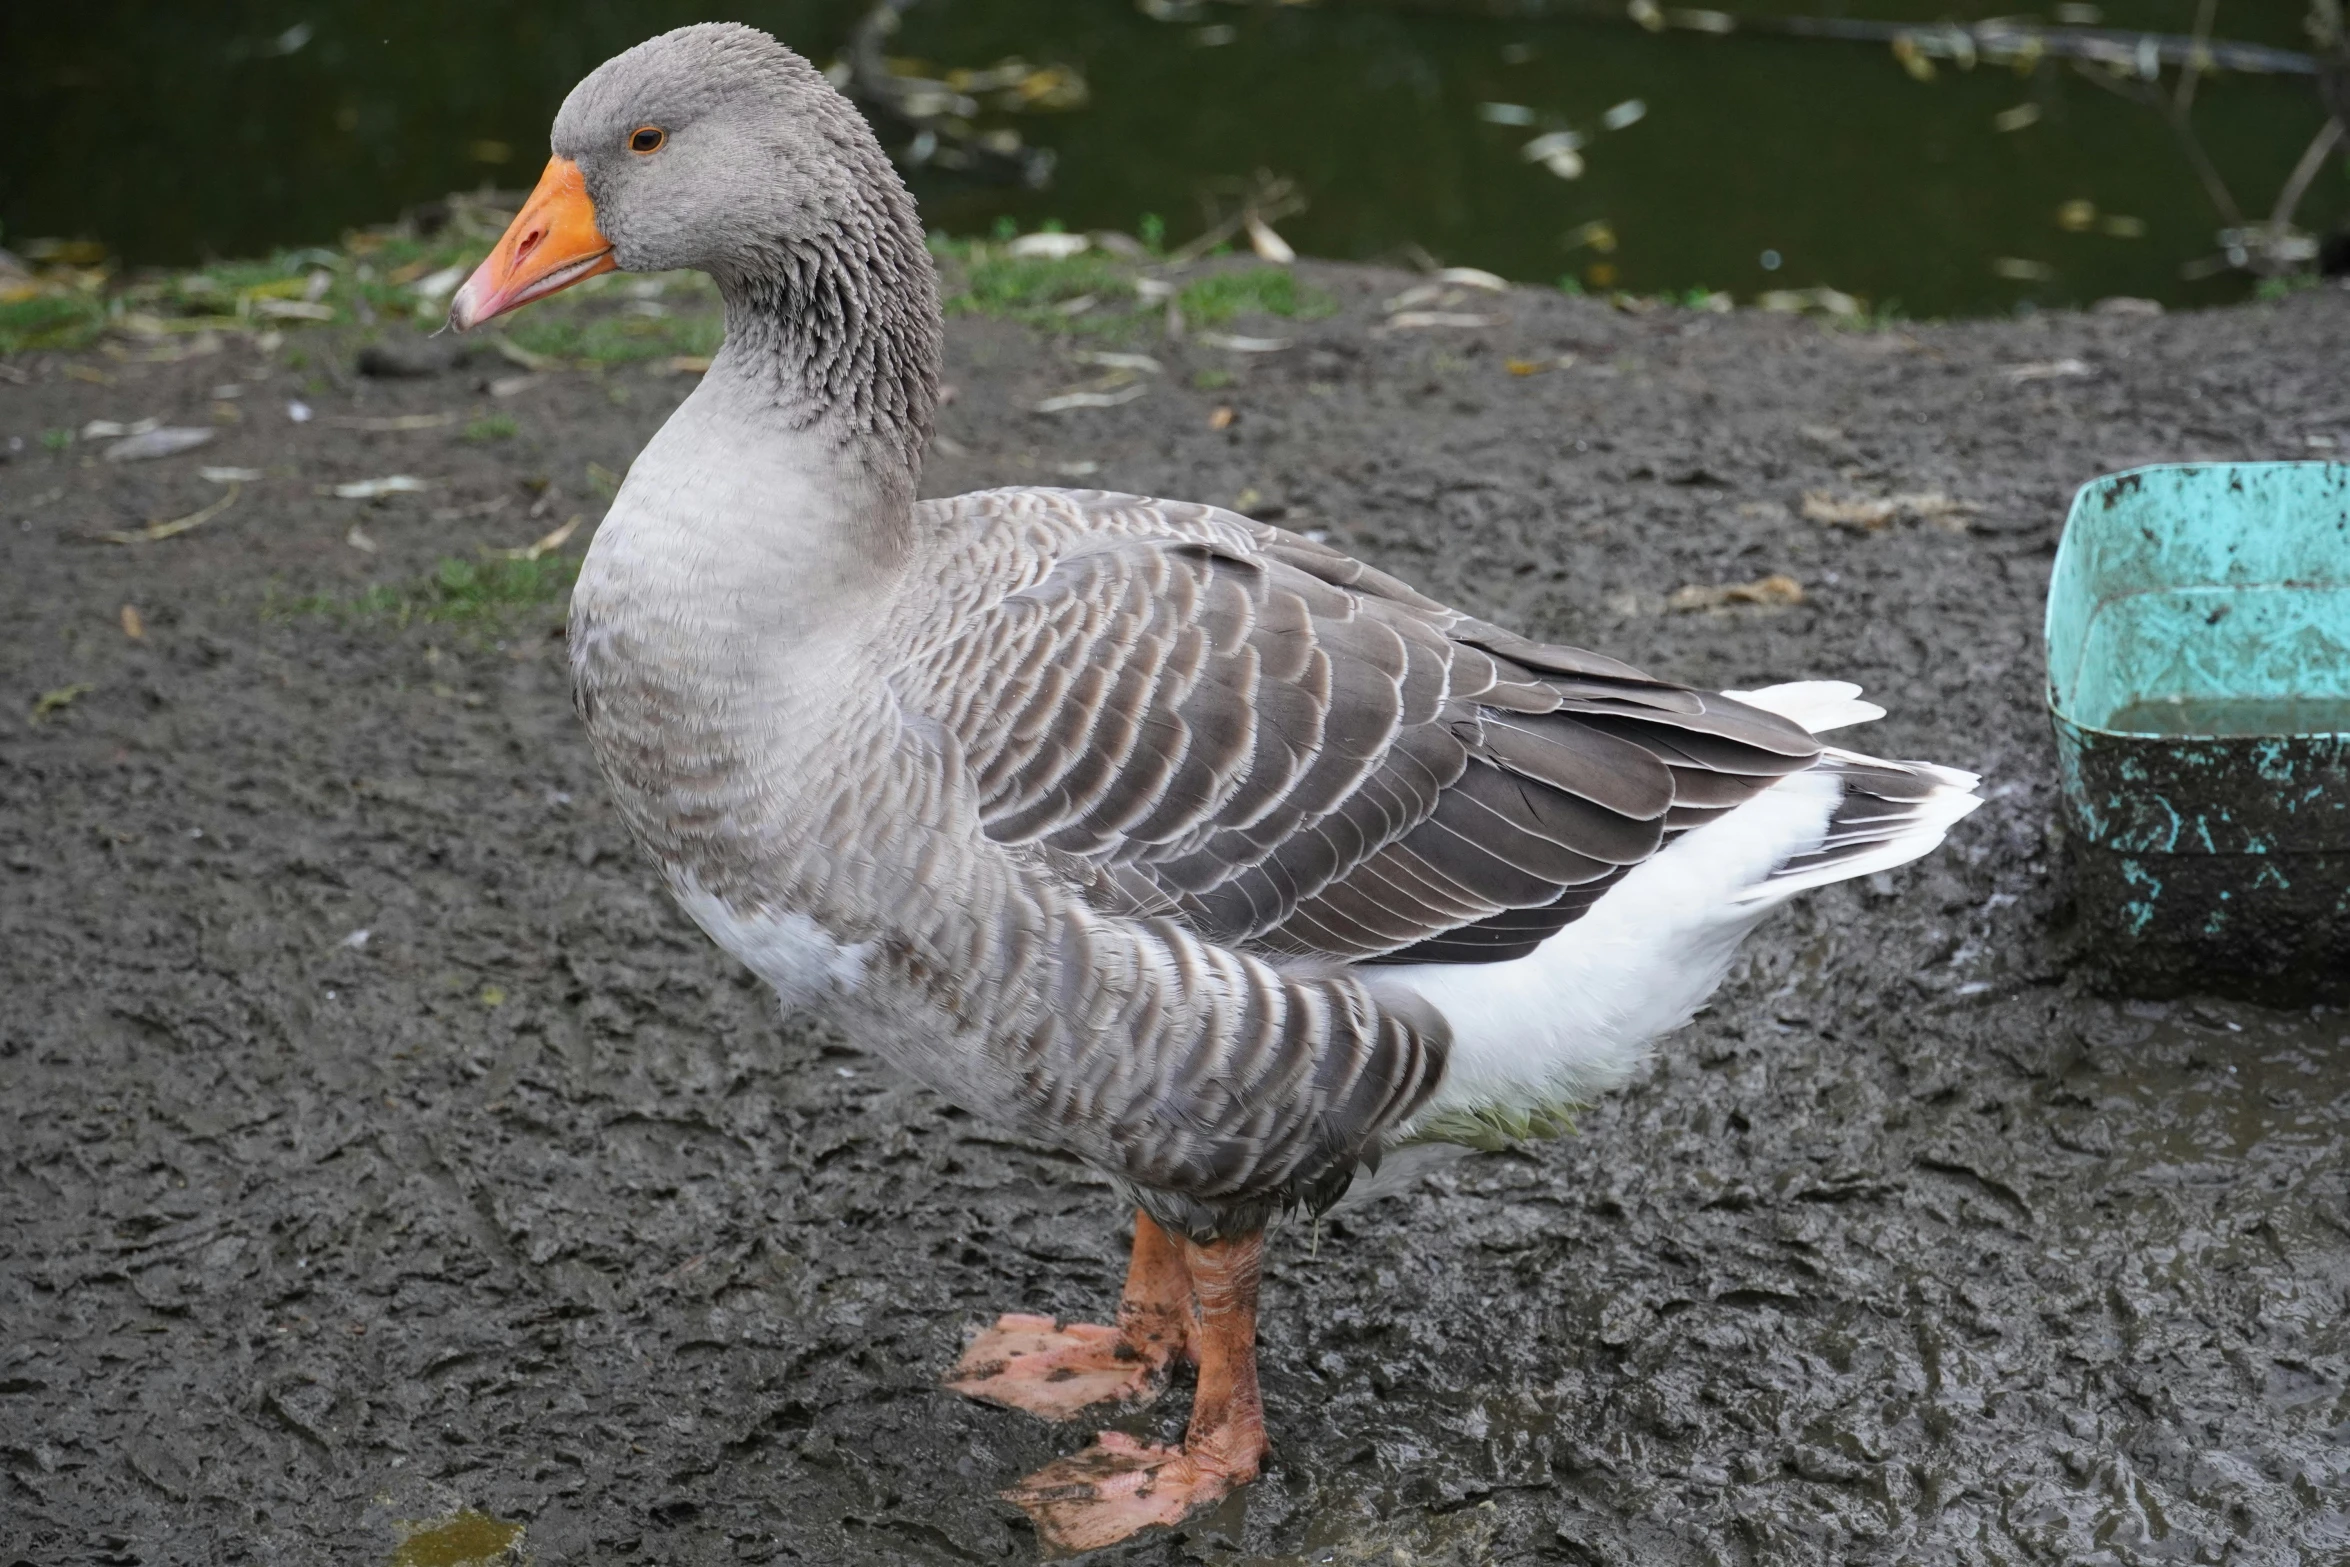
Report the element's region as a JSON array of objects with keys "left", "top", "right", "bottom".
[{"left": 447, "top": 157, "right": 617, "bottom": 331}]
